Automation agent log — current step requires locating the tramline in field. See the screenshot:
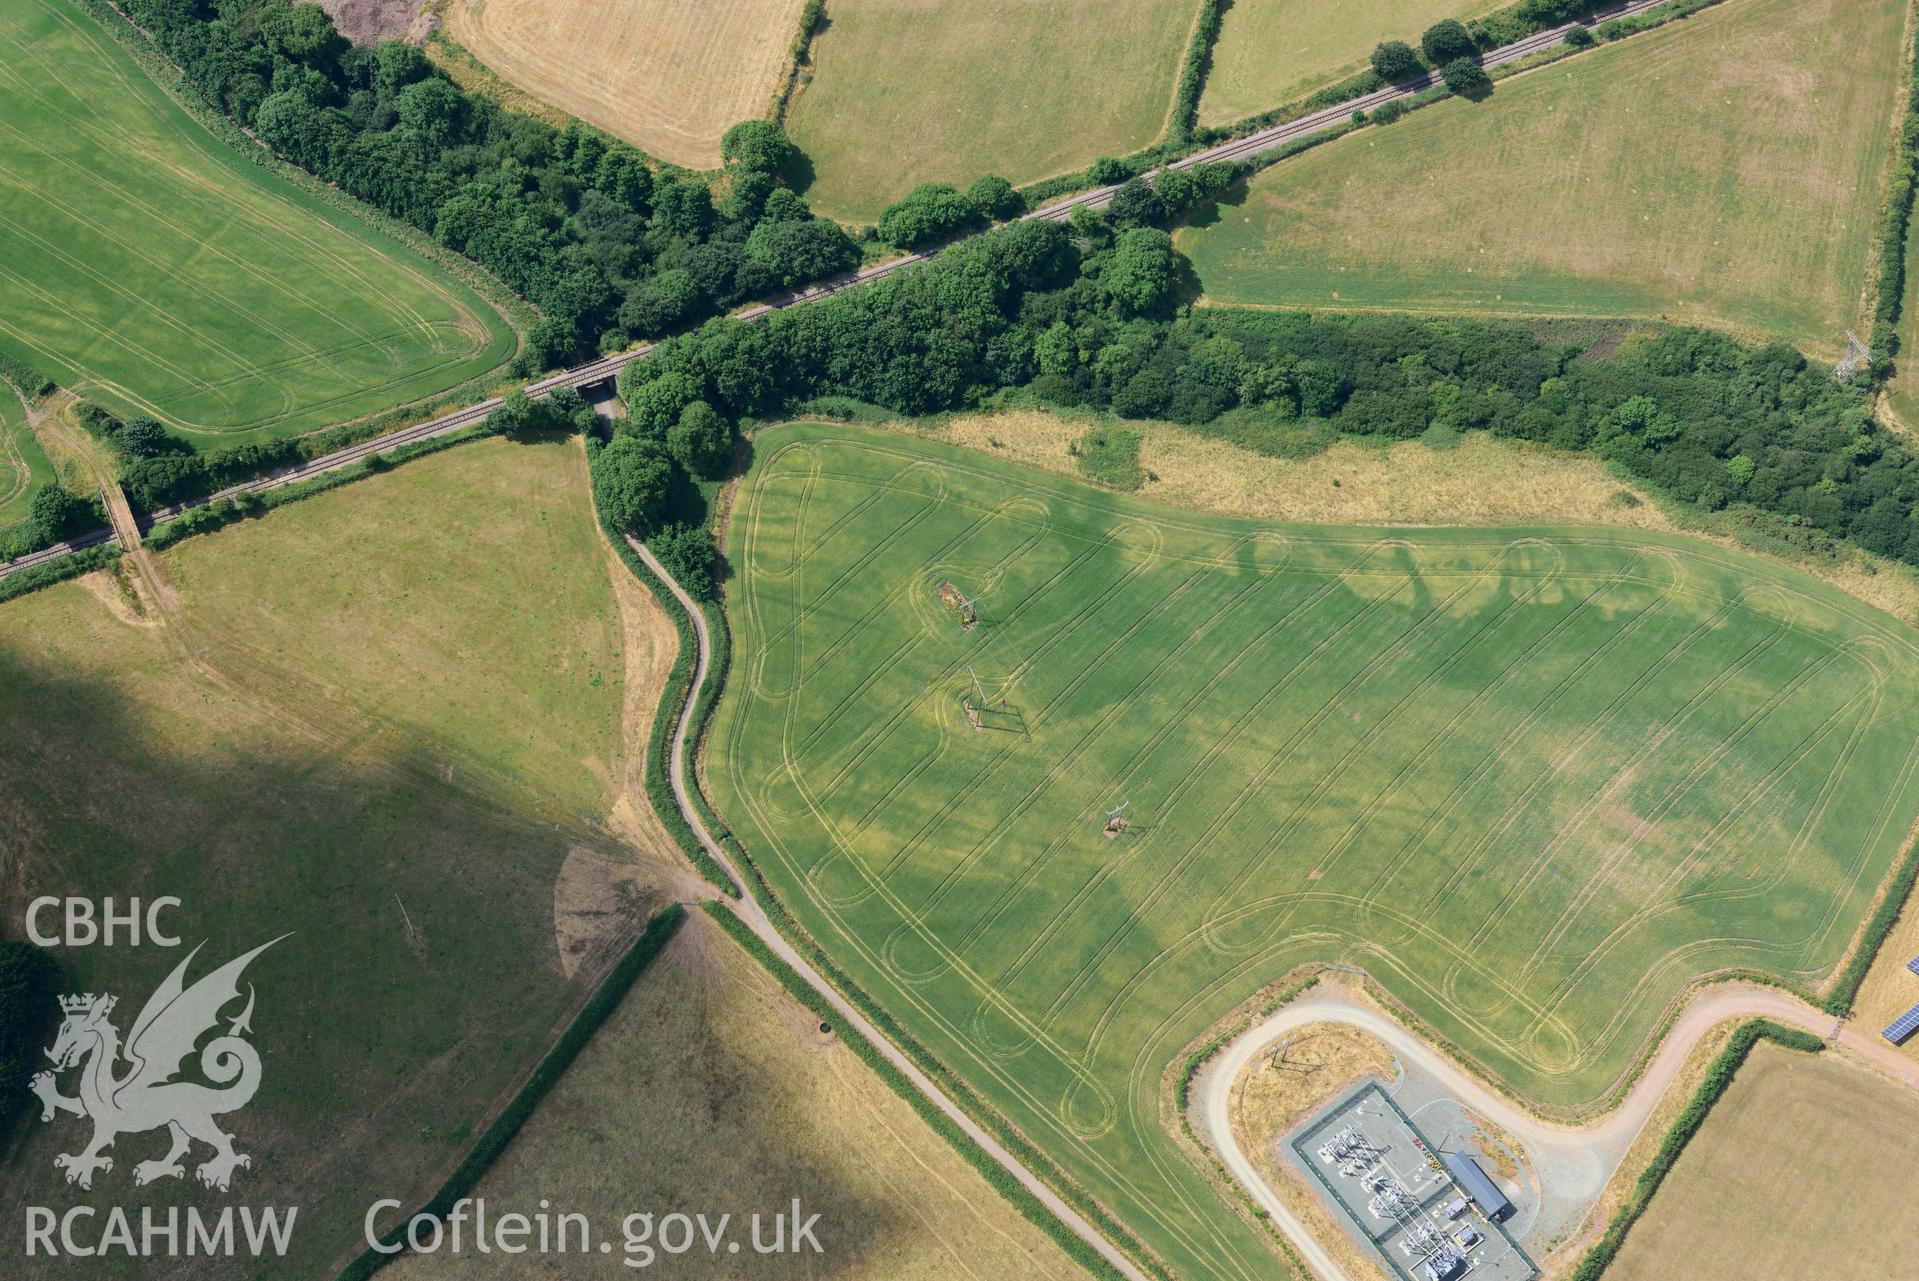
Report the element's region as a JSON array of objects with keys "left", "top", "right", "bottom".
[{"left": 710, "top": 425, "right": 1919, "bottom": 1281}]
